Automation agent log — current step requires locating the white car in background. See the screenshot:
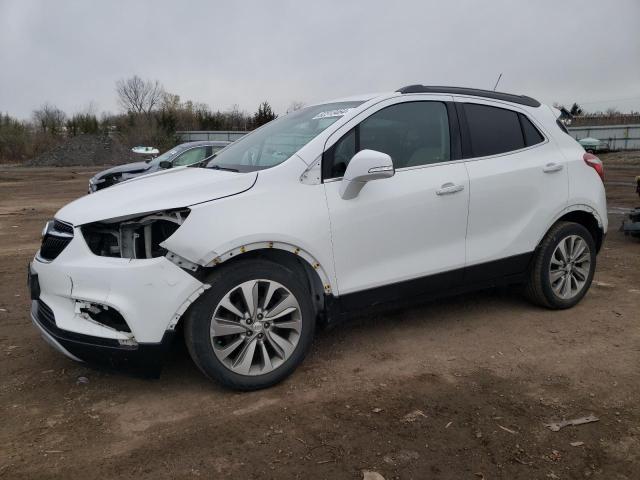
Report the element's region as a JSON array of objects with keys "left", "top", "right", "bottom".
[{"left": 29, "top": 85, "right": 607, "bottom": 390}]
